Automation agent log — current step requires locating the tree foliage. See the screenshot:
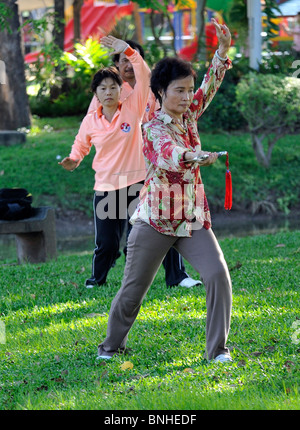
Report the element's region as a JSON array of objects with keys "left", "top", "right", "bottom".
[
  {"left": 28, "top": 38, "right": 111, "bottom": 116},
  {"left": 263, "top": 0, "right": 282, "bottom": 44},
  {"left": 131, "top": 0, "right": 192, "bottom": 56},
  {"left": 236, "top": 73, "right": 300, "bottom": 168},
  {"left": 0, "top": 1, "right": 12, "bottom": 32}
]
